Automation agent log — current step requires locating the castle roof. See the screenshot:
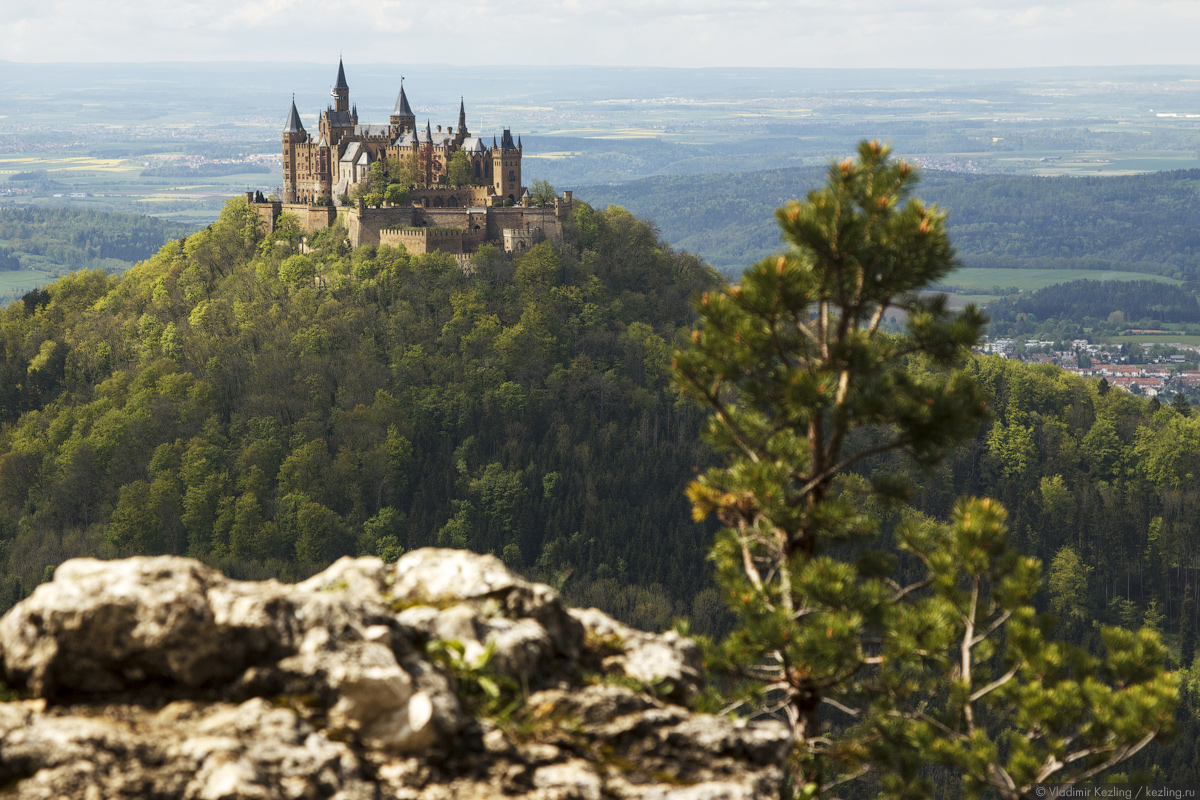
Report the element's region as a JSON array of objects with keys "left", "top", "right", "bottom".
[
  {"left": 324, "top": 109, "right": 354, "bottom": 127},
  {"left": 393, "top": 84, "right": 414, "bottom": 117},
  {"left": 283, "top": 100, "right": 304, "bottom": 134},
  {"left": 340, "top": 141, "right": 363, "bottom": 163},
  {"left": 356, "top": 151, "right": 371, "bottom": 166},
  {"left": 355, "top": 124, "right": 391, "bottom": 138},
  {"left": 461, "top": 137, "right": 486, "bottom": 154},
  {"left": 418, "top": 120, "right": 432, "bottom": 144},
  {"left": 500, "top": 129, "right": 517, "bottom": 150},
  {"left": 334, "top": 59, "right": 349, "bottom": 91},
  {"left": 394, "top": 130, "right": 417, "bottom": 146}
]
